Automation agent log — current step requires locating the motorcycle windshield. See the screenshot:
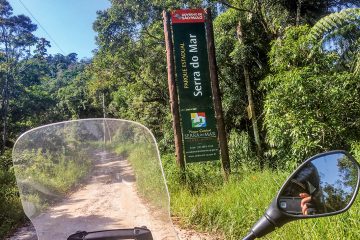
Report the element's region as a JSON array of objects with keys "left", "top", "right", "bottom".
[{"left": 12, "top": 119, "right": 178, "bottom": 240}]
